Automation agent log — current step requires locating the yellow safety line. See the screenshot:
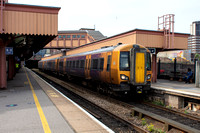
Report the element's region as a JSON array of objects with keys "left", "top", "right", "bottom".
[{"left": 24, "top": 68, "right": 51, "bottom": 133}]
